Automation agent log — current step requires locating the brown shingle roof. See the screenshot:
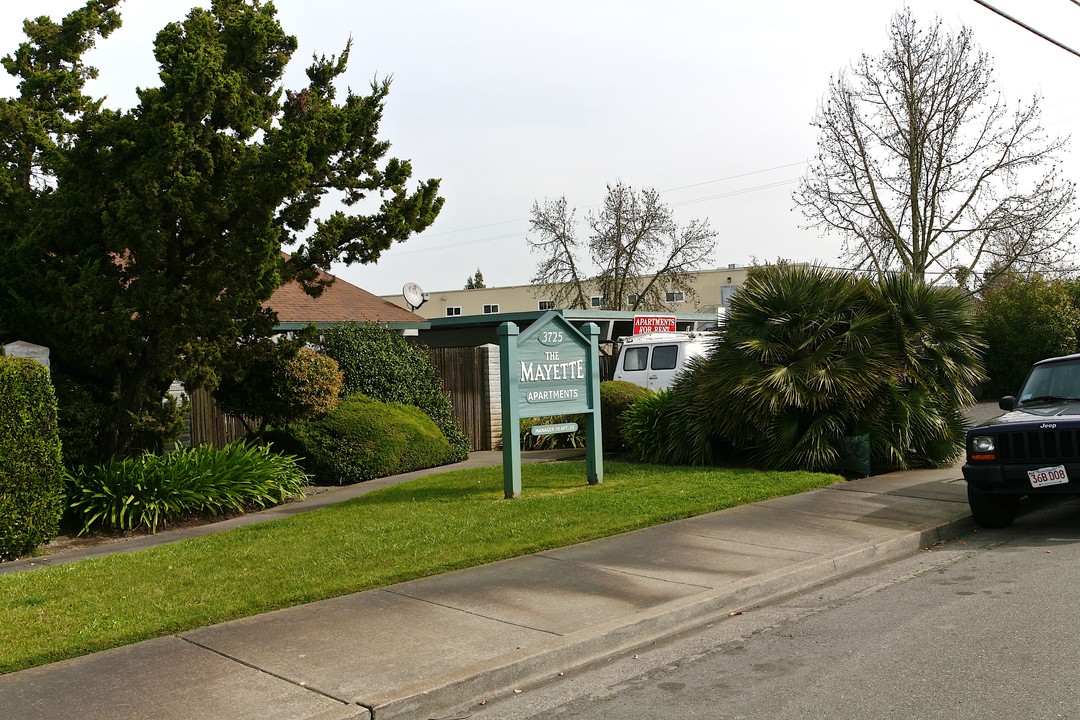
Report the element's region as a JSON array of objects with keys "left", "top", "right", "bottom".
[{"left": 266, "top": 266, "right": 422, "bottom": 325}]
